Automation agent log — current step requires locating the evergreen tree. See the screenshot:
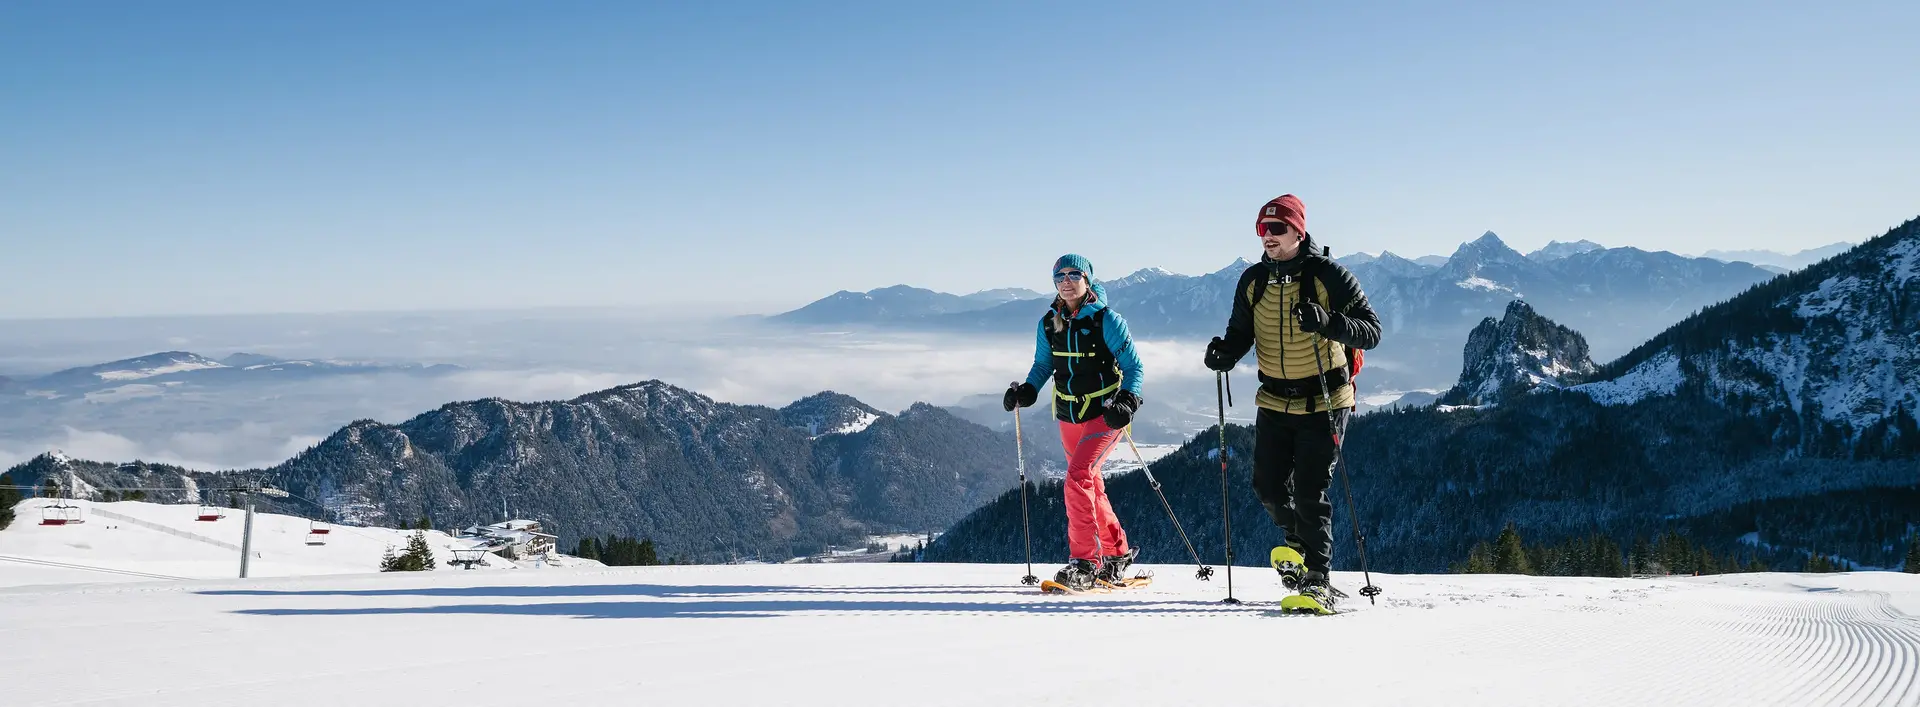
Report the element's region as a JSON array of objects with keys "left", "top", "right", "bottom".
[
  {"left": 573, "top": 536, "right": 601, "bottom": 561},
  {"left": 1630, "top": 536, "right": 1652, "bottom": 575},
  {"left": 589, "top": 534, "right": 664, "bottom": 566},
  {"left": 405, "top": 531, "right": 436, "bottom": 570},
  {"left": 0, "top": 472, "right": 19, "bottom": 530},
  {"left": 380, "top": 531, "right": 437, "bottom": 571},
  {"left": 1806, "top": 553, "right": 1832, "bottom": 573},
  {"left": 1456, "top": 540, "right": 1495, "bottom": 573},
  {"left": 1493, "top": 524, "right": 1533, "bottom": 575},
  {"left": 1906, "top": 534, "right": 1920, "bottom": 574},
  {"left": 1593, "top": 534, "right": 1628, "bottom": 577},
  {"left": 416, "top": 516, "right": 433, "bottom": 531}
]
